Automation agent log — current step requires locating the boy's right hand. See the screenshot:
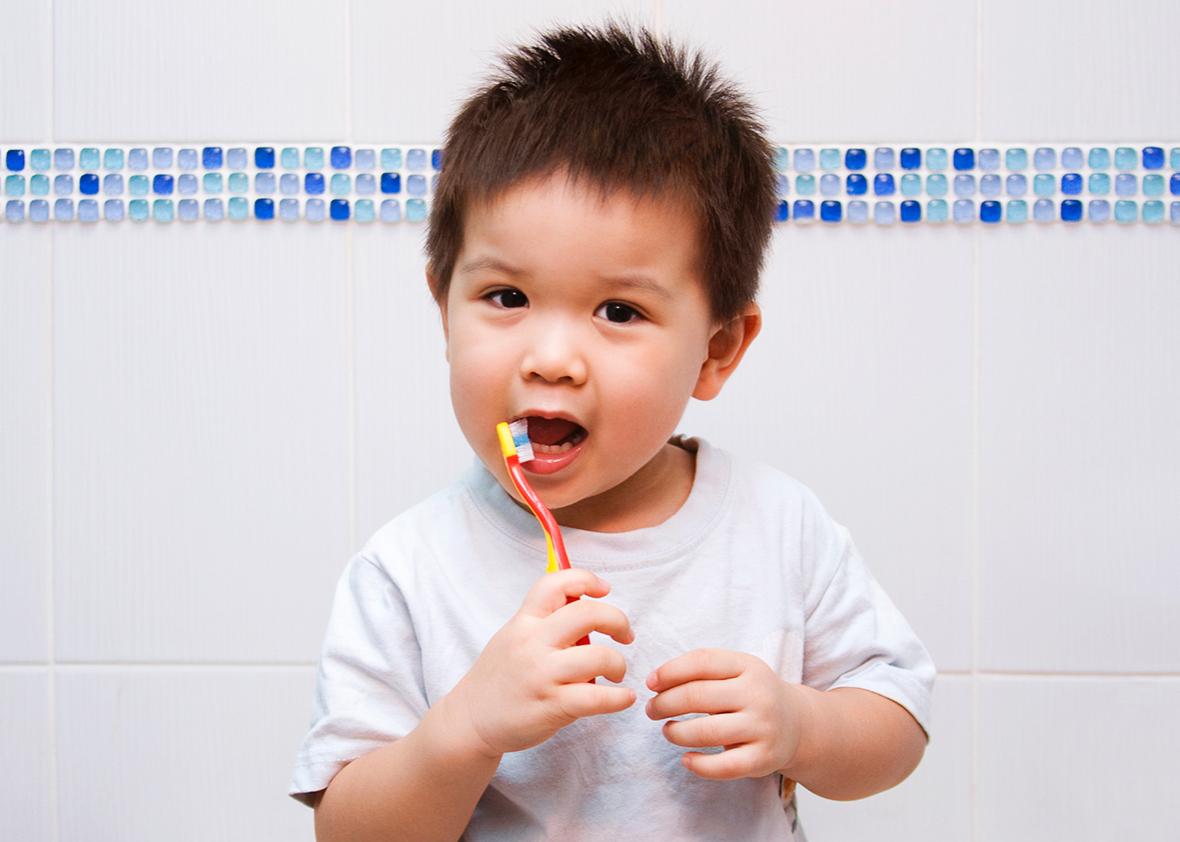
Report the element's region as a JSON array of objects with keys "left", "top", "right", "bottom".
[{"left": 443, "top": 568, "right": 636, "bottom": 759}]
